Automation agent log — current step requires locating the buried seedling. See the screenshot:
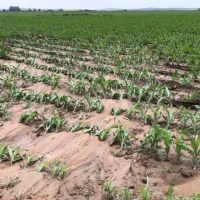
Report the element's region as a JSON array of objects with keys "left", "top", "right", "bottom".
[
  {"left": 0, "top": 175, "right": 21, "bottom": 189},
  {"left": 38, "top": 160, "right": 69, "bottom": 180},
  {"left": 36, "top": 116, "right": 64, "bottom": 134},
  {"left": 94, "top": 125, "right": 118, "bottom": 141},
  {"left": 19, "top": 111, "right": 45, "bottom": 125},
  {"left": 20, "top": 155, "right": 38, "bottom": 168}
]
